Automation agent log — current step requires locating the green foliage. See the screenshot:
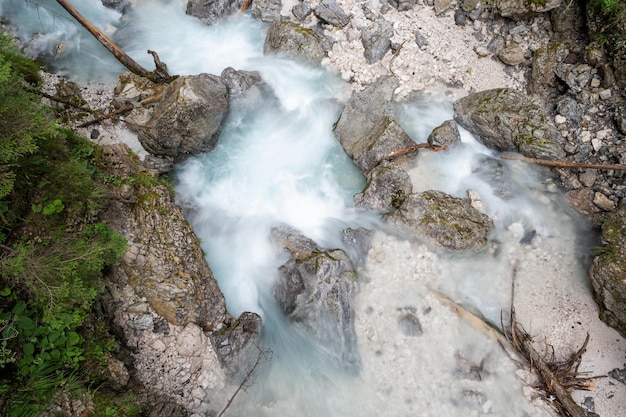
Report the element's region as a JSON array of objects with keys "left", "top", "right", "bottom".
[{"left": 0, "top": 30, "right": 128, "bottom": 417}]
